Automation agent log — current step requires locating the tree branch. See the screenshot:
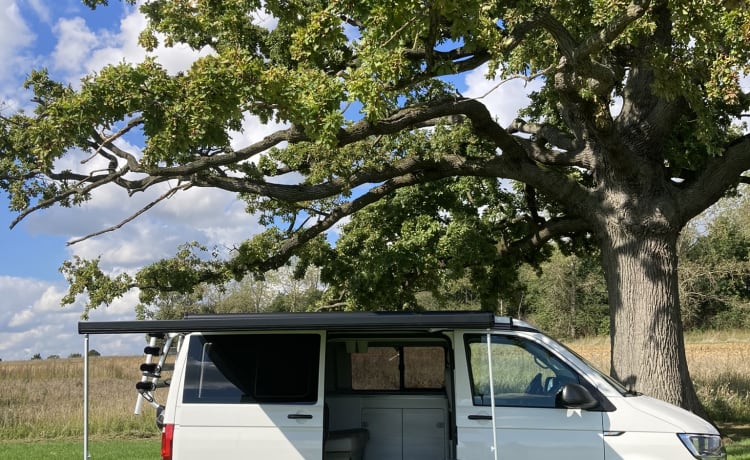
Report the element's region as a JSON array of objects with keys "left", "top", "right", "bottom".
[
  {"left": 152, "top": 97, "right": 524, "bottom": 179},
  {"left": 575, "top": 0, "right": 651, "bottom": 60},
  {"left": 507, "top": 118, "right": 590, "bottom": 166},
  {"left": 66, "top": 182, "right": 192, "bottom": 246},
  {"left": 534, "top": 10, "right": 579, "bottom": 60},
  {"left": 10, "top": 165, "right": 132, "bottom": 229},
  {"left": 6, "top": 98, "right": 527, "bottom": 231},
  {"left": 193, "top": 154, "right": 506, "bottom": 202},
  {"left": 497, "top": 216, "right": 591, "bottom": 258},
  {"left": 235, "top": 160, "right": 493, "bottom": 273},
  {"left": 678, "top": 134, "right": 750, "bottom": 224}
]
